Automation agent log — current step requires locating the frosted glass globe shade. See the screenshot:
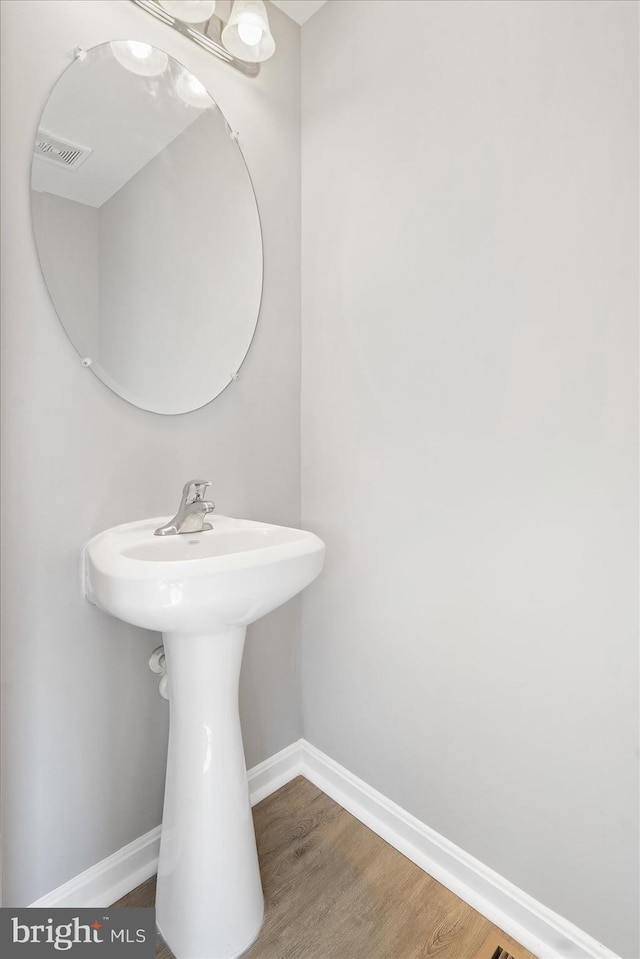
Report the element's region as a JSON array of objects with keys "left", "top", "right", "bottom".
[{"left": 221, "top": 0, "right": 275, "bottom": 63}]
